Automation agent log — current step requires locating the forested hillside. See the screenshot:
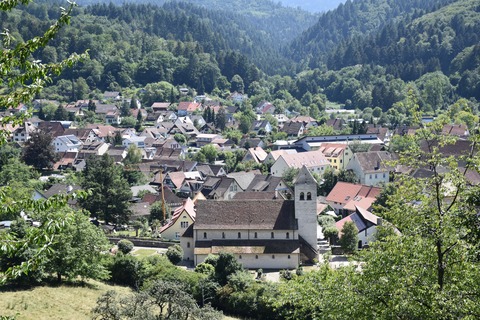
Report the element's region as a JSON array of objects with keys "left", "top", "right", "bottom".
[
  {"left": 1, "top": 0, "right": 478, "bottom": 114},
  {"left": 278, "top": 0, "right": 346, "bottom": 13},
  {"left": 289, "top": 0, "right": 456, "bottom": 66}
]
